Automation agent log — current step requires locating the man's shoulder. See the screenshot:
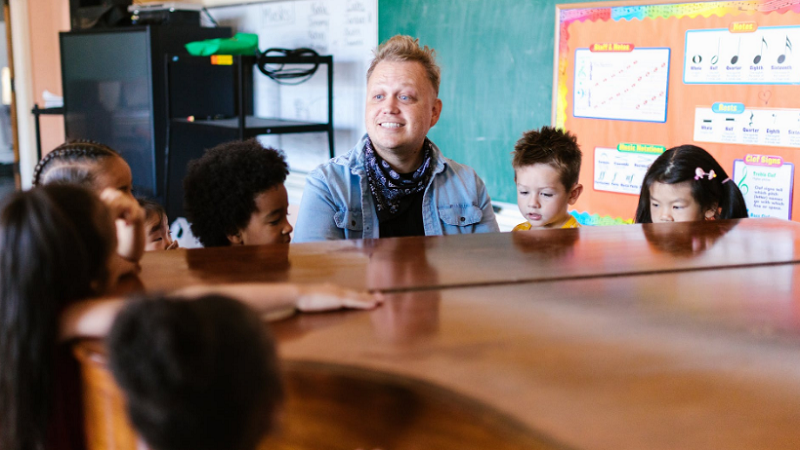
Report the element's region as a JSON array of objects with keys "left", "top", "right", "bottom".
[
  {"left": 433, "top": 152, "right": 483, "bottom": 185},
  {"left": 309, "top": 146, "right": 363, "bottom": 180},
  {"left": 438, "top": 154, "right": 478, "bottom": 175}
]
